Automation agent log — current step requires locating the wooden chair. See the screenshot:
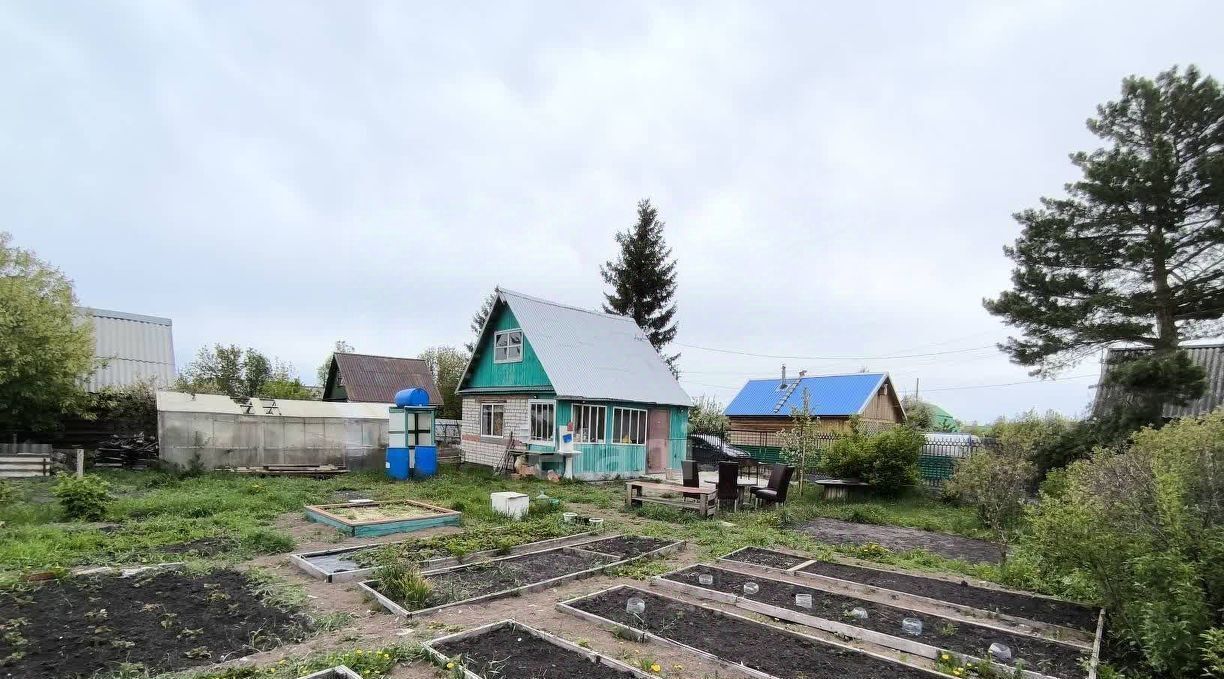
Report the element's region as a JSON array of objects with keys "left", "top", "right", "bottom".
[
  {"left": 716, "top": 461, "right": 742, "bottom": 510},
  {"left": 751, "top": 464, "right": 795, "bottom": 507},
  {"left": 681, "top": 460, "right": 703, "bottom": 501}
]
